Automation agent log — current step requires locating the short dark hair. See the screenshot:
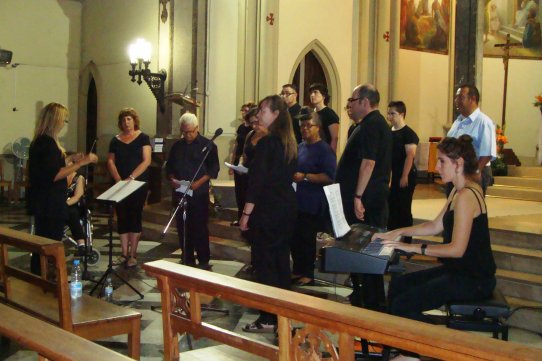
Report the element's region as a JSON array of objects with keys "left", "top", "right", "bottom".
[
  {"left": 388, "top": 101, "right": 407, "bottom": 117},
  {"left": 282, "top": 83, "right": 298, "bottom": 93},
  {"left": 243, "top": 106, "right": 258, "bottom": 122},
  {"left": 117, "top": 108, "right": 140, "bottom": 131},
  {"left": 357, "top": 84, "right": 380, "bottom": 107},
  {"left": 458, "top": 84, "right": 480, "bottom": 103},
  {"left": 309, "top": 83, "right": 330, "bottom": 104}
]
